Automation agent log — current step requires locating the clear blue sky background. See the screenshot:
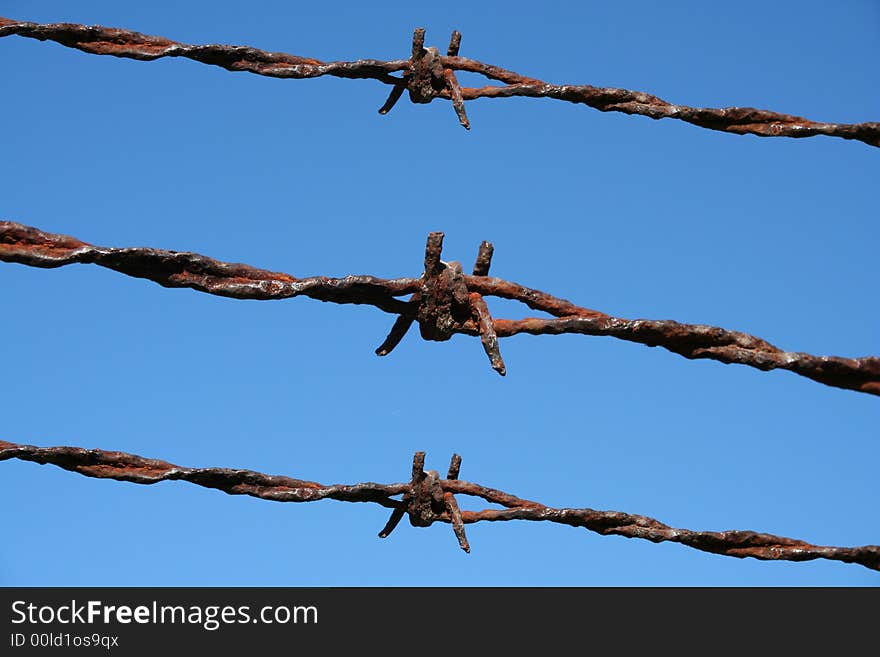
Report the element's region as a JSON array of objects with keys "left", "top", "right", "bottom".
[{"left": 1, "top": 1, "right": 877, "bottom": 586}]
